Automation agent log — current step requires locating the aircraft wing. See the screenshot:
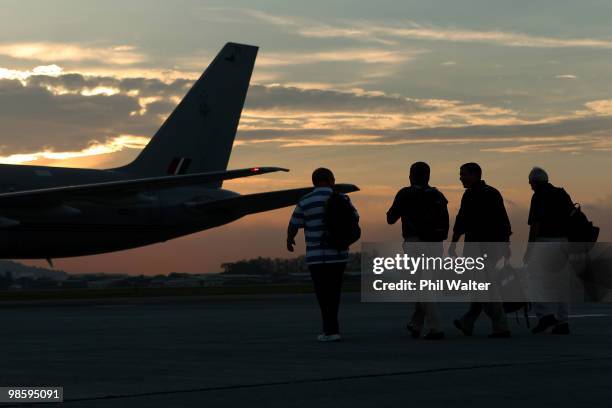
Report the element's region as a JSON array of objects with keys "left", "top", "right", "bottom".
[
  {"left": 188, "top": 184, "right": 360, "bottom": 217},
  {"left": 0, "top": 167, "right": 288, "bottom": 207}
]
